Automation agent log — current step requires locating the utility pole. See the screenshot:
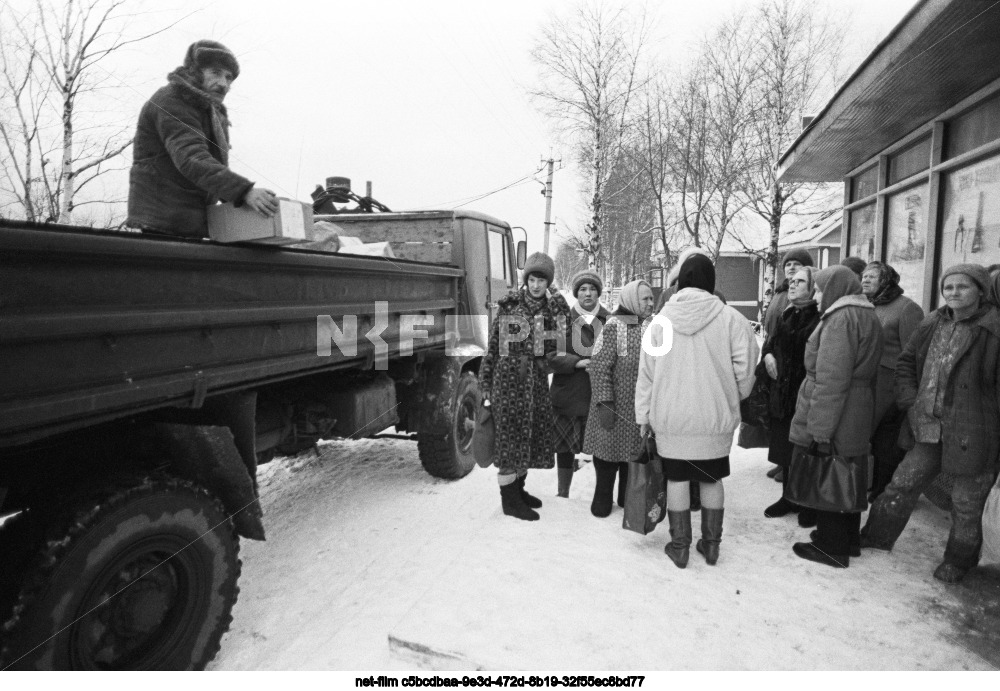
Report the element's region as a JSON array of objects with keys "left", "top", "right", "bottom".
[{"left": 541, "top": 157, "right": 559, "bottom": 255}]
